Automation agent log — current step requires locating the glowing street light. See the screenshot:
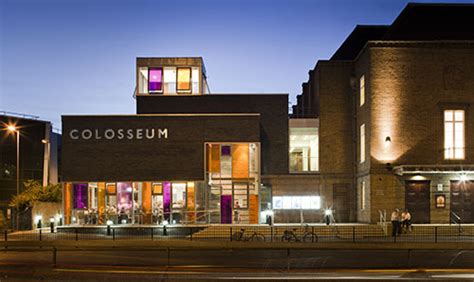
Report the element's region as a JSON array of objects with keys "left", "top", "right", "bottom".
[
  {"left": 6, "top": 124, "right": 20, "bottom": 230},
  {"left": 7, "top": 125, "right": 17, "bottom": 132}
]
